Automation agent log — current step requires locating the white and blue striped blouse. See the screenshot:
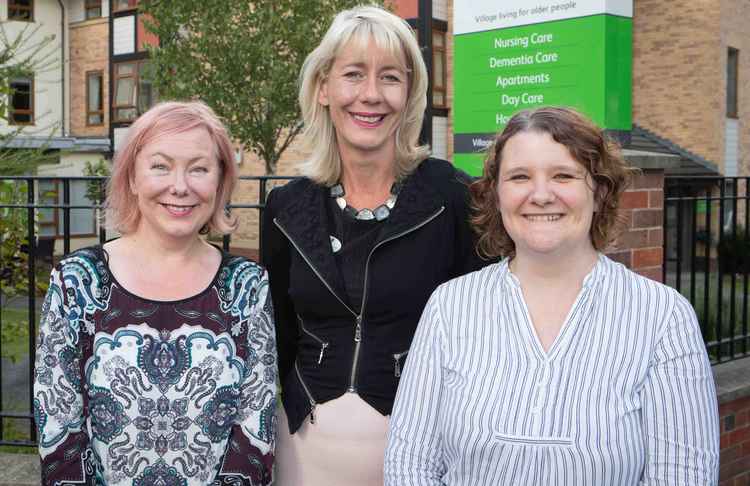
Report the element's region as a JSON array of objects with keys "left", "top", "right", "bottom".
[{"left": 385, "top": 255, "right": 719, "bottom": 485}]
